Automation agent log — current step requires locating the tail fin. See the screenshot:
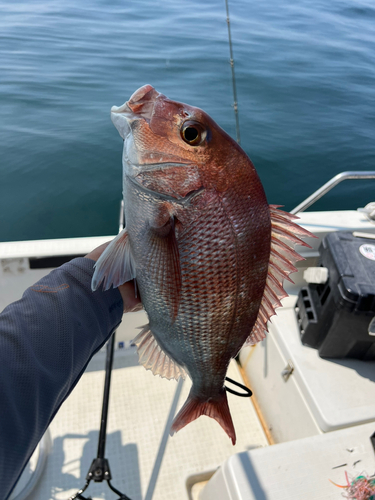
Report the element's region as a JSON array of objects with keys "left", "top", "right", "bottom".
[{"left": 170, "top": 390, "right": 236, "bottom": 445}]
